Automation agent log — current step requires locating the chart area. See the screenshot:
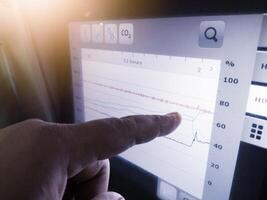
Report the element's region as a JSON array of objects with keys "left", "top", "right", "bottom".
[{"left": 78, "top": 49, "right": 221, "bottom": 199}]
